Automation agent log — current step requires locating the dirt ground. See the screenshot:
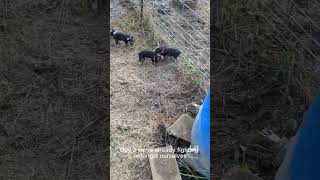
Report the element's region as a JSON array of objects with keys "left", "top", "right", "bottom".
[
  {"left": 110, "top": 1, "right": 206, "bottom": 179},
  {"left": 109, "top": 27, "right": 205, "bottom": 180},
  {"left": 0, "top": 1, "right": 108, "bottom": 179}
]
